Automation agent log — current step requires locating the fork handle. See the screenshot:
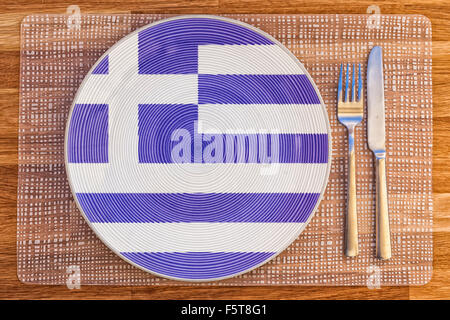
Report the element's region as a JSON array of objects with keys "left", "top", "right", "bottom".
[
  {"left": 375, "top": 156, "right": 391, "bottom": 260},
  {"left": 345, "top": 130, "right": 358, "bottom": 257}
]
